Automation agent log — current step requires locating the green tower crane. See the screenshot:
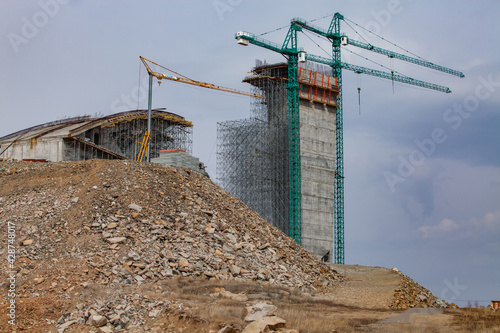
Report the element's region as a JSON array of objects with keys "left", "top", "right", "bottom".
[{"left": 236, "top": 14, "right": 463, "bottom": 263}]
